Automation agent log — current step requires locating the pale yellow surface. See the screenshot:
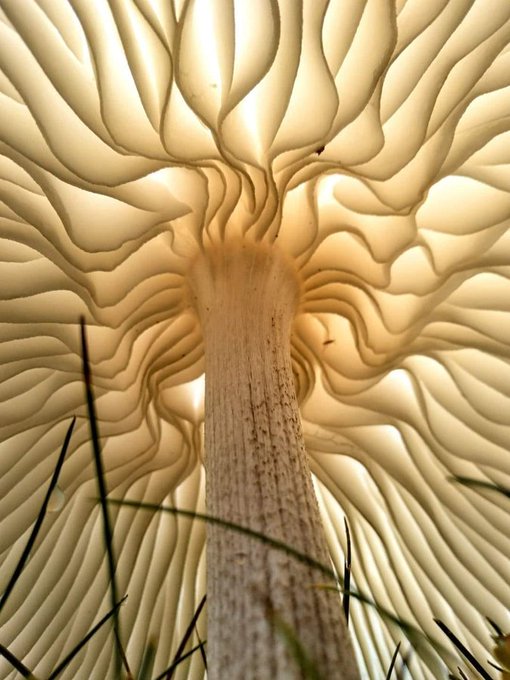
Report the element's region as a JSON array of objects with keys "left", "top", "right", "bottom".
[{"left": 0, "top": 1, "right": 510, "bottom": 678}]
